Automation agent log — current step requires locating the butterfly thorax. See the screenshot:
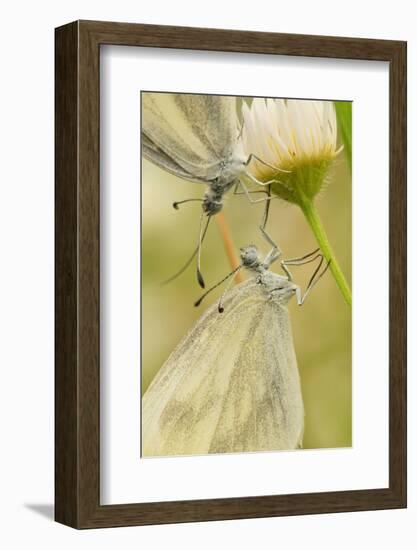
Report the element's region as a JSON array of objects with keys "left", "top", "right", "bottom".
[
  {"left": 217, "top": 150, "right": 246, "bottom": 185},
  {"left": 202, "top": 148, "right": 246, "bottom": 216},
  {"left": 240, "top": 245, "right": 298, "bottom": 305}
]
